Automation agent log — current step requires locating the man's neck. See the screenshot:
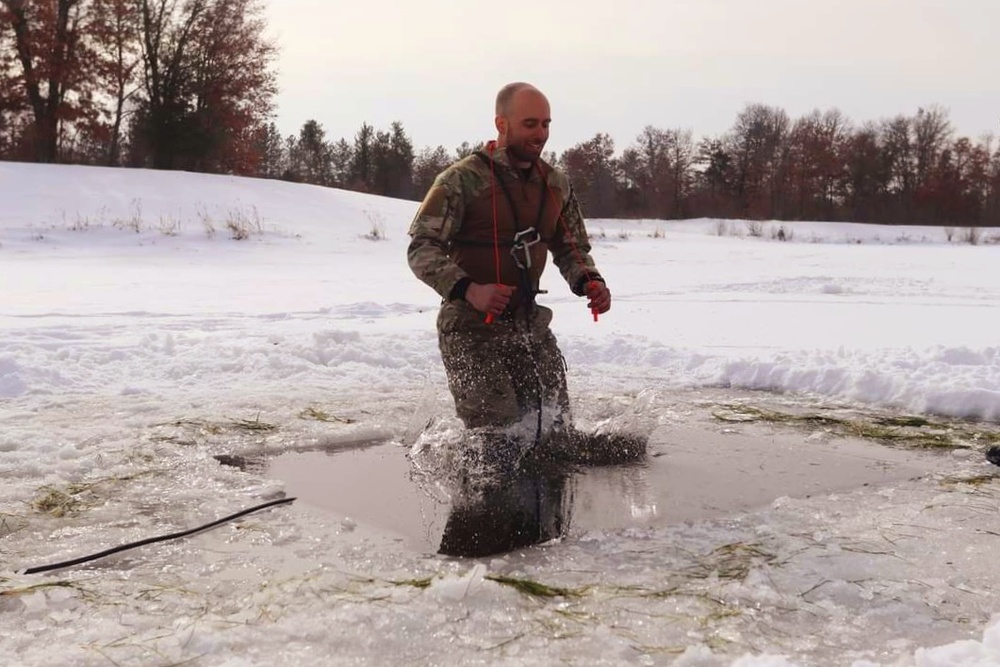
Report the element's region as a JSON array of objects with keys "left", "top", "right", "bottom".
[{"left": 496, "top": 140, "right": 532, "bottom": 169}]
